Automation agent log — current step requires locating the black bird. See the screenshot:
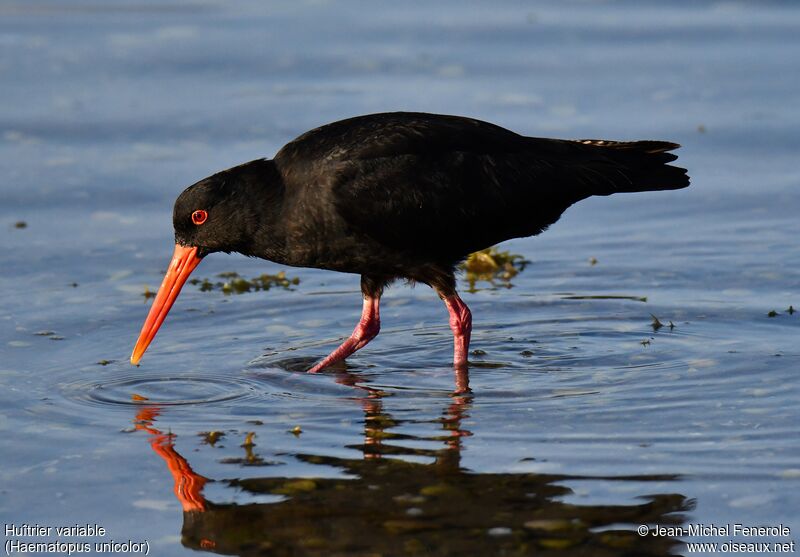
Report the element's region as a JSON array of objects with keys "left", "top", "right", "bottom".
[{"left": 131, "top": 112, "right": 689, "bottom": 371}]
